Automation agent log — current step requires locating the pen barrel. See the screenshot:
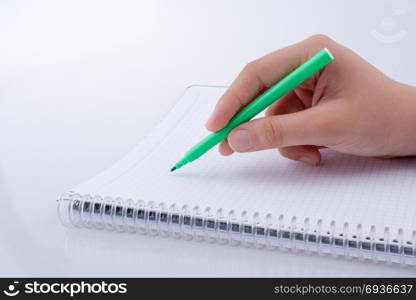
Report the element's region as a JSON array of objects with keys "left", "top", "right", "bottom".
[
  {"left": 180, "top": 48, "right": 333, "bottom": 165},
  {"left": 226, "top": 48, "right": 333, "bottom": 128},
  {"left": 184, "top": 129, "right": 231, "bottom": 162}
]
